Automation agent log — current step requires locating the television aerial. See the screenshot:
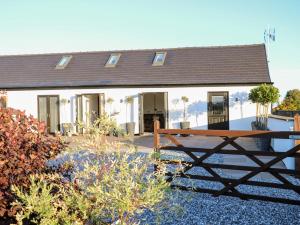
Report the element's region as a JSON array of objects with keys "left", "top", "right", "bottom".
[{"left": 264, "top": 27, "right": 276, "bottom": 60}]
